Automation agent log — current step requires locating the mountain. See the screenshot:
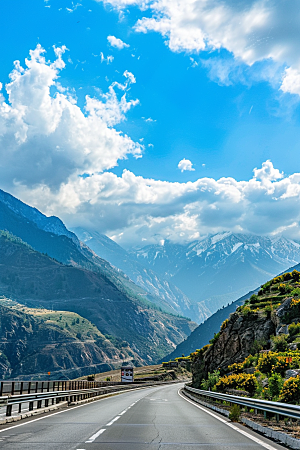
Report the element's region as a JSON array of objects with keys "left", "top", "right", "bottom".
[
  {"left": 0, "top": 231, "right": 196, "bottom": 370},
  {"left": 73, "top": 228, "right": 209, "bottom": 323},
  {"left": 166, "top": 261, "right": 300, "bottom": 362},
  {"left": 130, "top": 232, "right": 300, "bottom": 318},
  {"left": 163, "top": 290, "right": 256, "bottom": 362},
  {"left": 0, "top": 189, "right": 186, "bottom": 316},
  {"left": 191, "top": 266, "right": 300, "bottom": 389},
  {"left": 0, "top": 301, "right": 140, "bottom": 380}
]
